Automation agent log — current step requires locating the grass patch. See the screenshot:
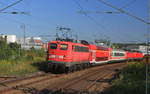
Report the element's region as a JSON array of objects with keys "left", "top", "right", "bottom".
[
  {"left": 101, "top": 62, "right": 150, "bottom": 94},
  {"left": 0, "top": 57, "right": 46, "bottom": 76},
  {"left": 0, "top": 41, "right": 47, "bottom": 76}
]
